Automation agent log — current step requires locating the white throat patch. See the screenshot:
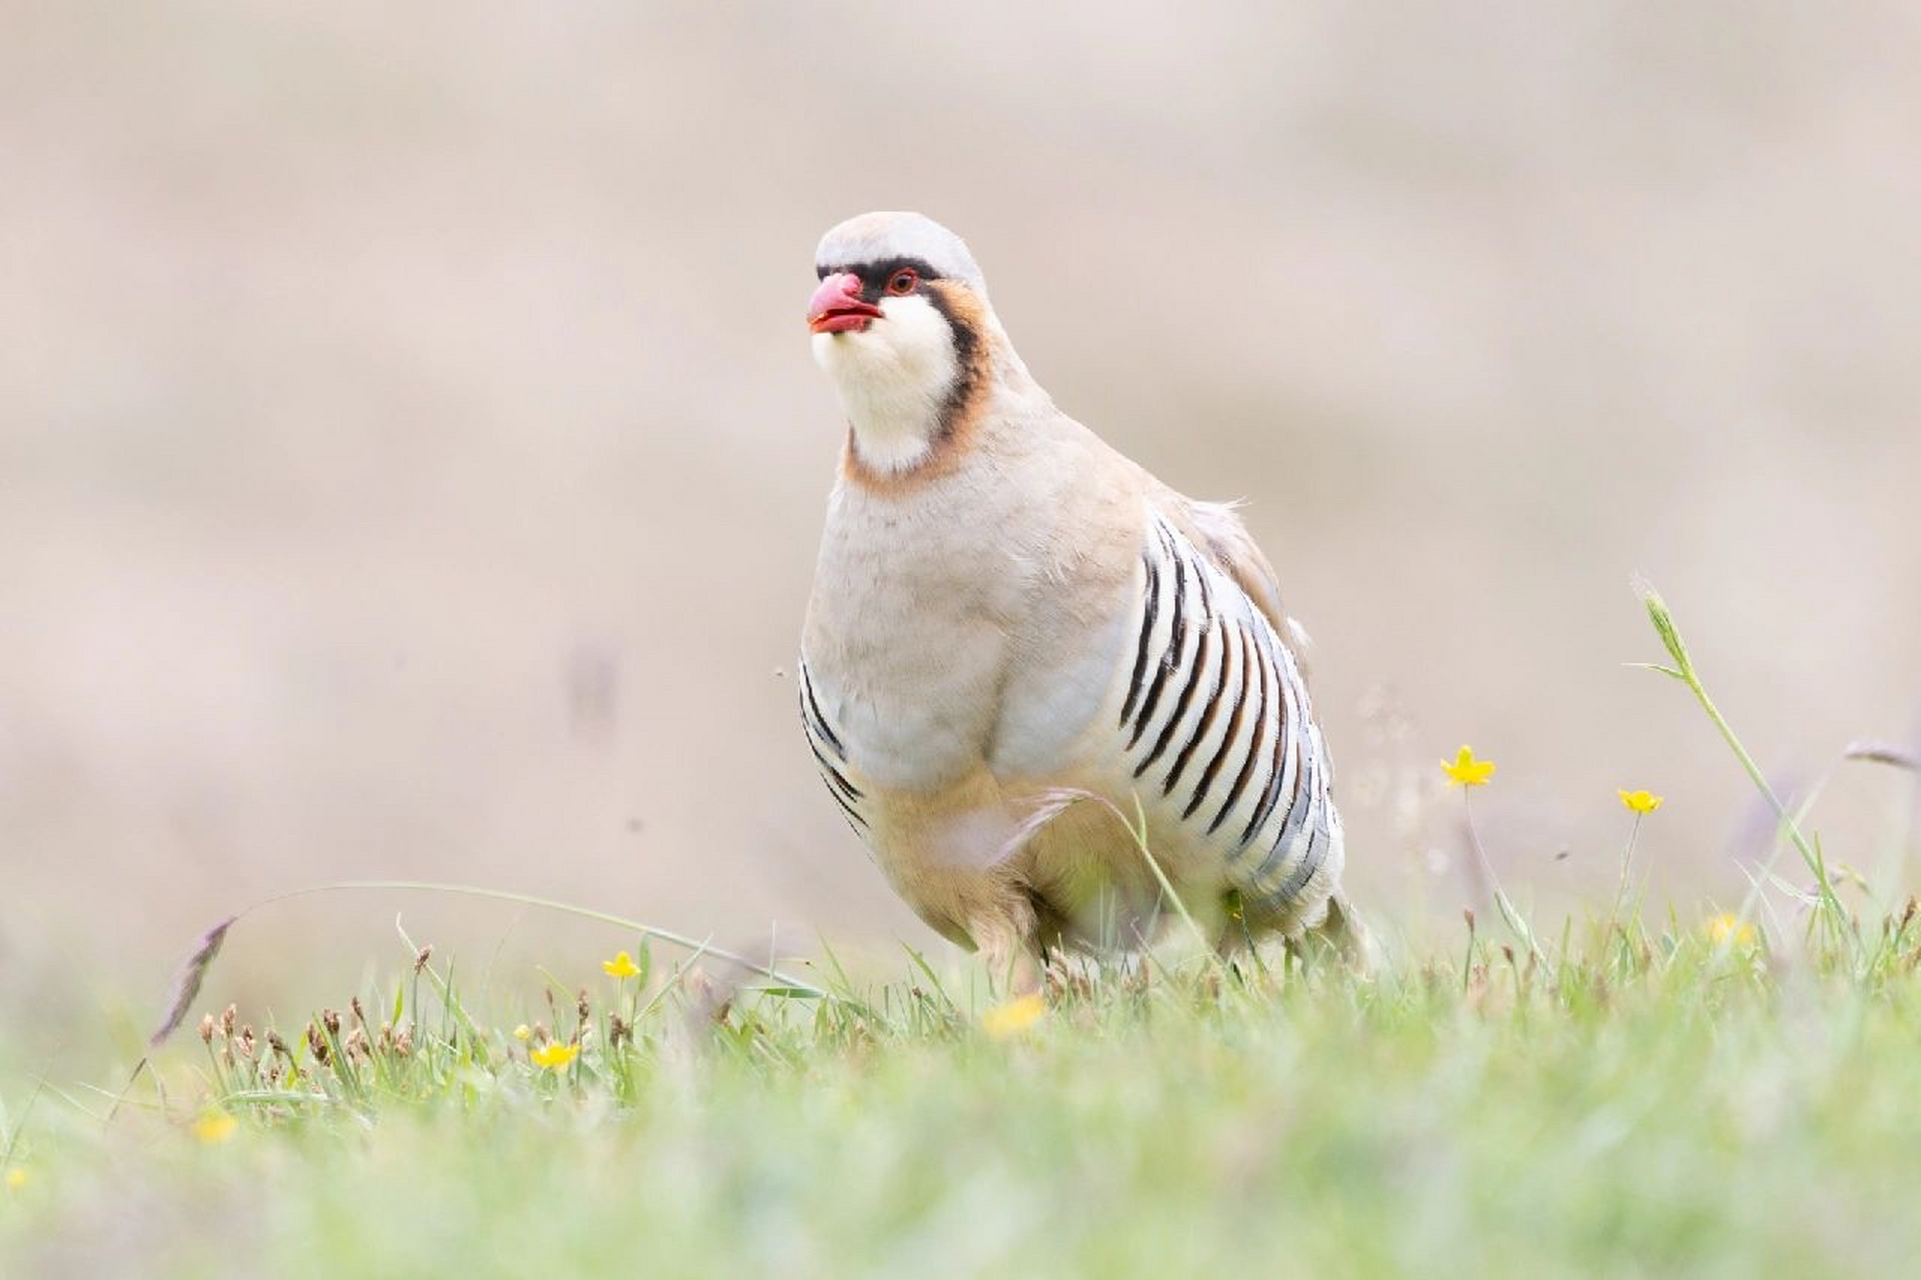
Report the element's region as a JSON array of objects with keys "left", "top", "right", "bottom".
[{"left": 812, "top": 294, "right": 959, "bottom": 473}]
